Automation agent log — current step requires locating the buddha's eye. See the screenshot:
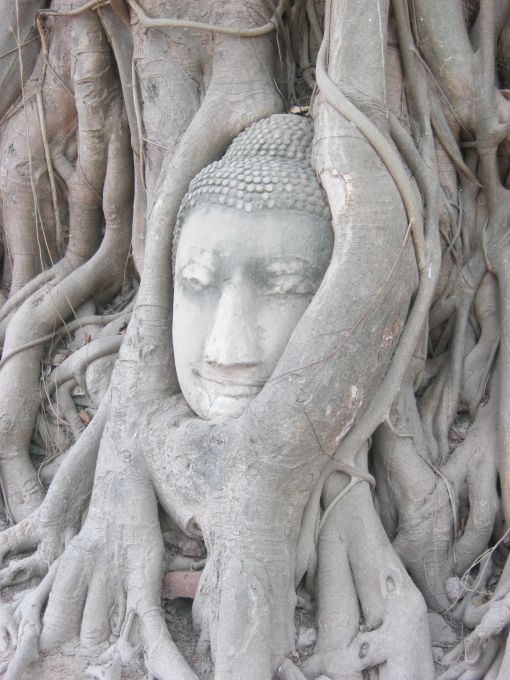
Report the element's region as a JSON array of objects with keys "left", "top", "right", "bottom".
[
  {"left": 261, "top": 259, "right": 319, "bottom": 297},
  {"left": 265, "top": 273, "right": 315, "bottom": 297},
  {"left": 180, "top": 262, "right": 215, "bottom": 292}
]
